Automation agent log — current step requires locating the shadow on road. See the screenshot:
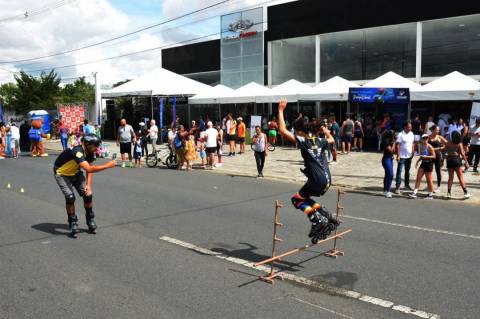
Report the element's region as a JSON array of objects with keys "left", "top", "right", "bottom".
[
  {"left": 310, "top": 271, "right": 359, "bottom": 290},
  {"left": 31, "top": 223, "right": 71, "bottom": 236}
]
